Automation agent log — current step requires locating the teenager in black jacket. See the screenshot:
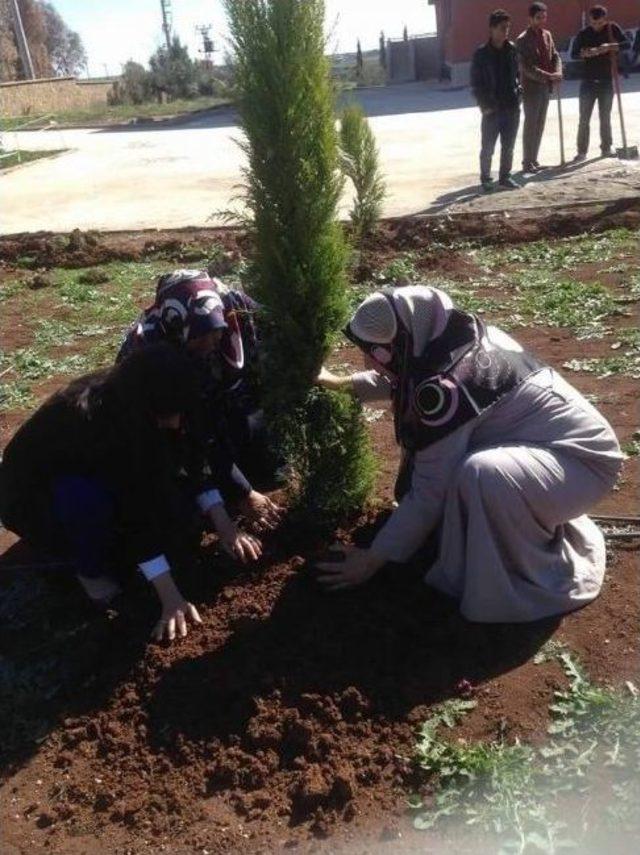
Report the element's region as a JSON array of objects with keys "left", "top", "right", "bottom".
[
  {"left": 0, "top": 345, "right": 261, "bottom": 642},
  {"left": 471, "top": 9, "right": 522, "bottom": 192}
]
